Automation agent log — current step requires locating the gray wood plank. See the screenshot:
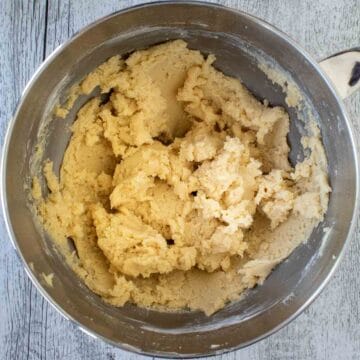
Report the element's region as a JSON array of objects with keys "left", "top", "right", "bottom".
[
  {"left": 0, "top": 0, "right": 359, "bottom": 359},
  {"left": 0, "top": 1, "right": 48, "bottom": 360}
]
